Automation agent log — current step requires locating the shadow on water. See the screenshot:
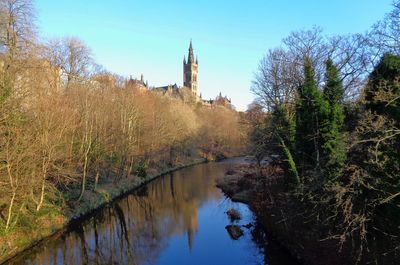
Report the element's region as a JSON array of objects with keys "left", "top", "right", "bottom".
[
  {"left": 7, "top": 159, "right": 300, "bottom": 265},
  {"left": 251, "top": 221, "right": 300, "bottom": 265}
]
